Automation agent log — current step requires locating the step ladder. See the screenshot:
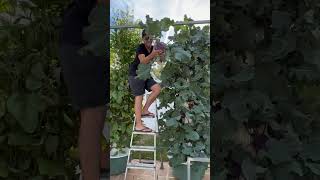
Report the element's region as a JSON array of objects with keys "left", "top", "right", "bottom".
[{"left": 124, "top": 92, "right": 159, "bottom": 180}]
